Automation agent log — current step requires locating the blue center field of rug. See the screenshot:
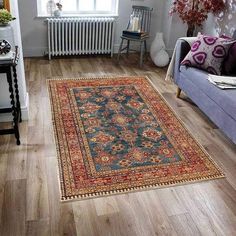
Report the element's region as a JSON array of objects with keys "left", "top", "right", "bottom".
[{"left": 73, "top": 85, "right": 182, "bottom": 172}]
